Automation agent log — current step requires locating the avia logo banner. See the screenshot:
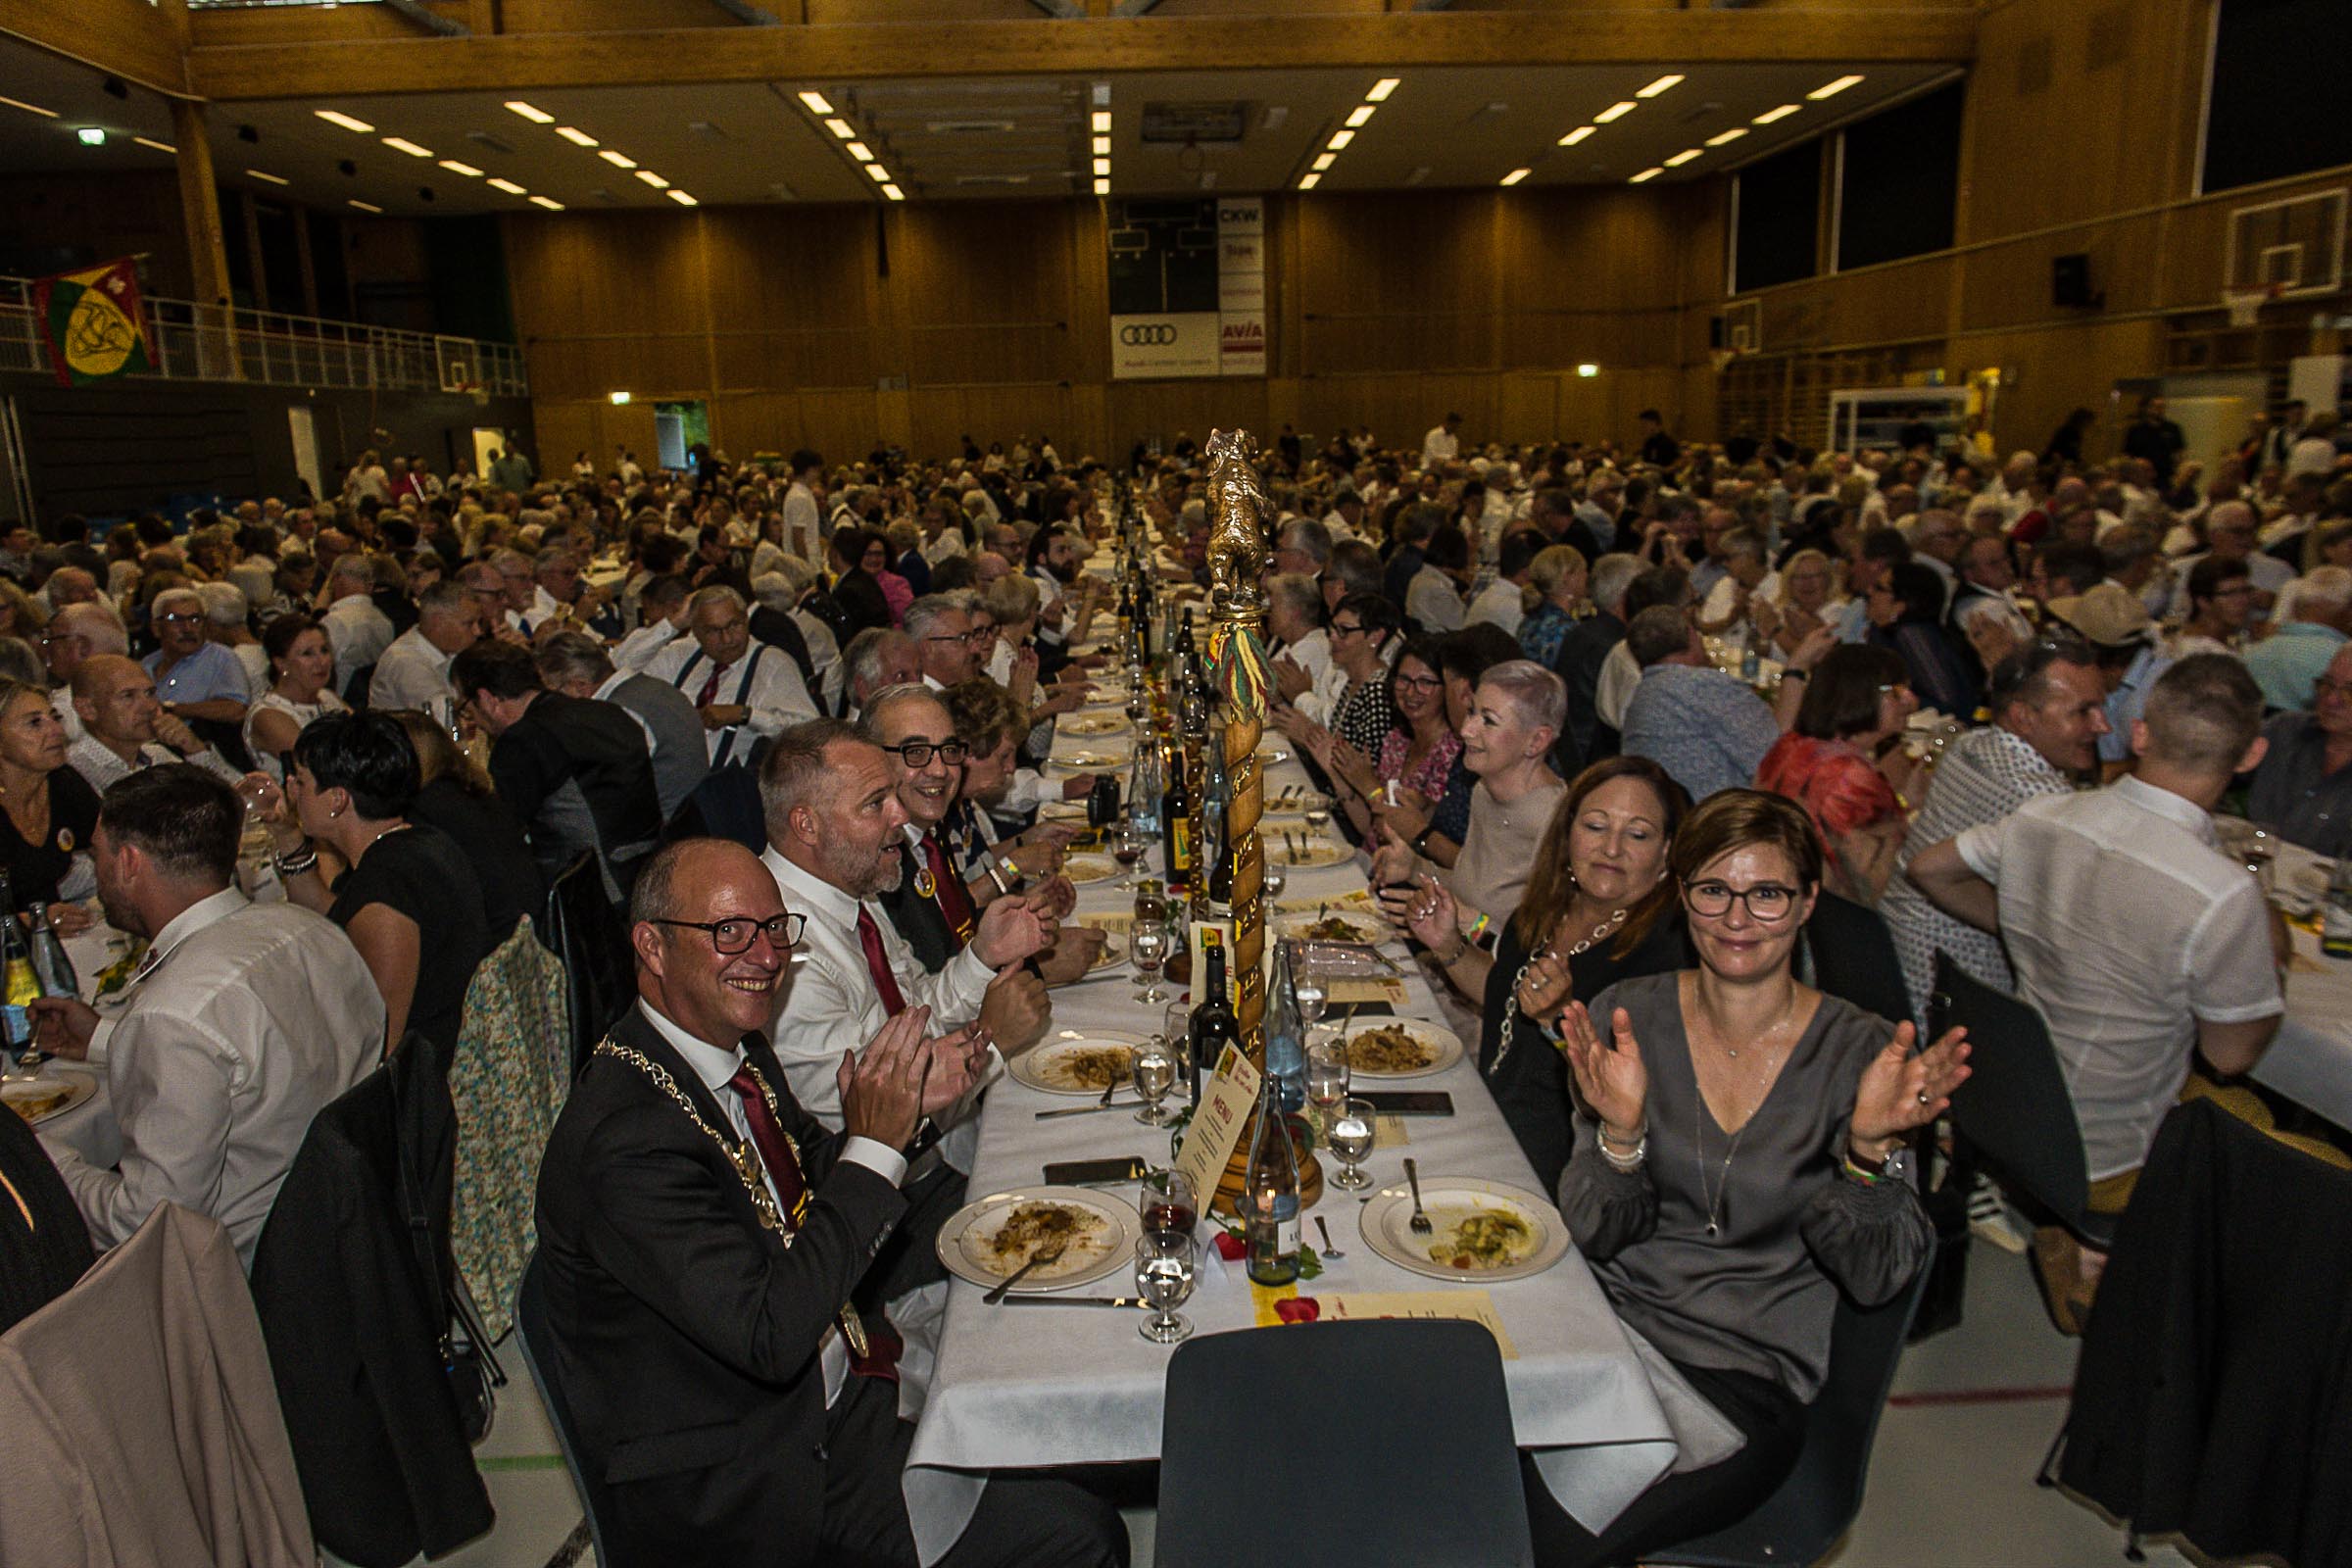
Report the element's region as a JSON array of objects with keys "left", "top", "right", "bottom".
[{"left": 1105, "top": 197, "right": 1267, "bottom": 380}]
